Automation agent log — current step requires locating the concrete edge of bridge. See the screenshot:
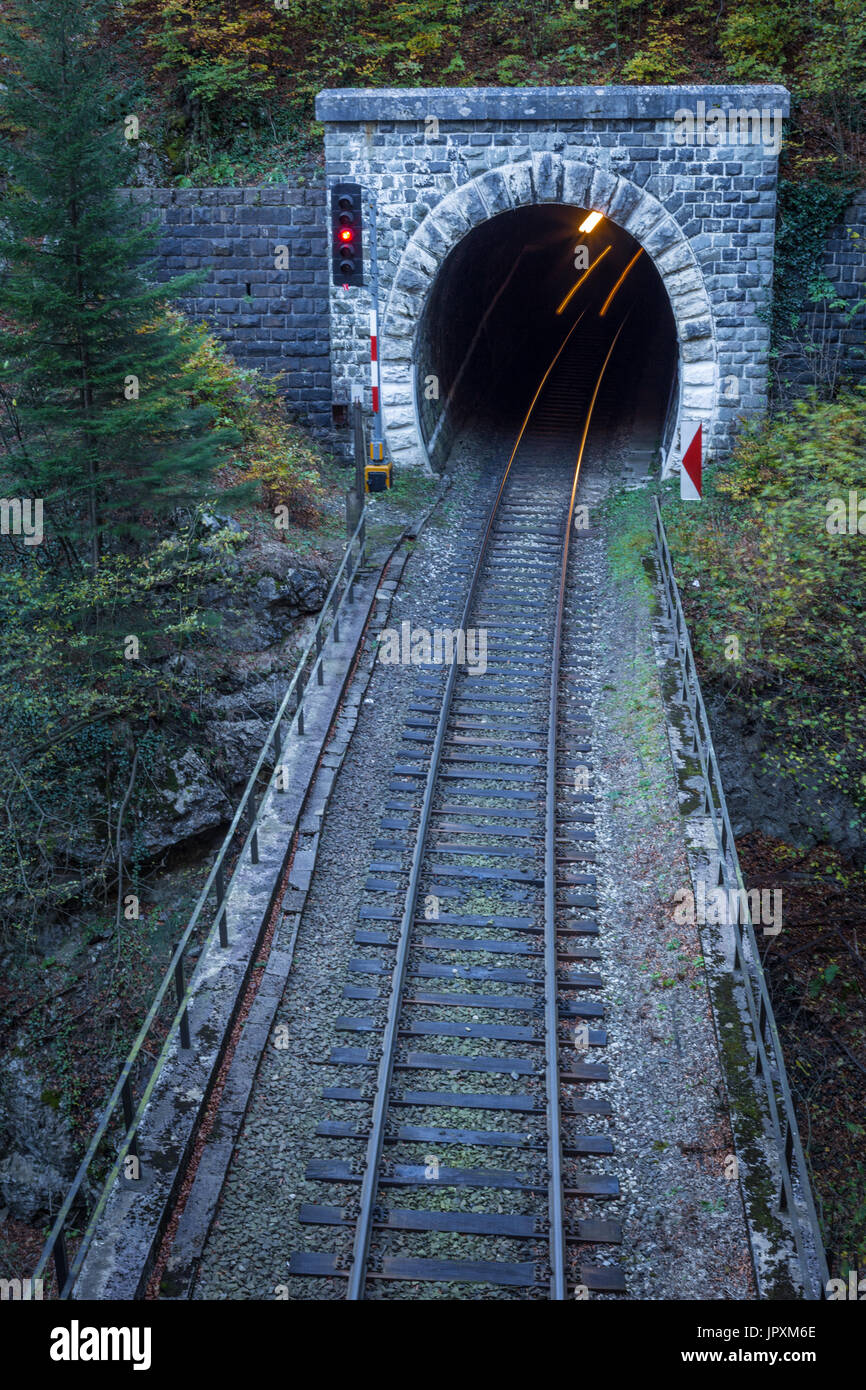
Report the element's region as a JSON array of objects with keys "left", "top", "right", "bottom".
[
  {"left": 159, "top": 539, "right": 424, "bottom": 1300},
  {"left": 648, "top": 553, "right": 814, "bottom": 1302},
  {"left": 70, "top": 483, "right": 451, "bottom": 1300}
]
